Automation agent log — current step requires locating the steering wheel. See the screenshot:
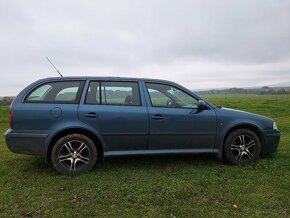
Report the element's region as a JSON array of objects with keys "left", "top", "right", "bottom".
[{"left": 166, "top": 99, "right": 173, "bottom": 107}]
